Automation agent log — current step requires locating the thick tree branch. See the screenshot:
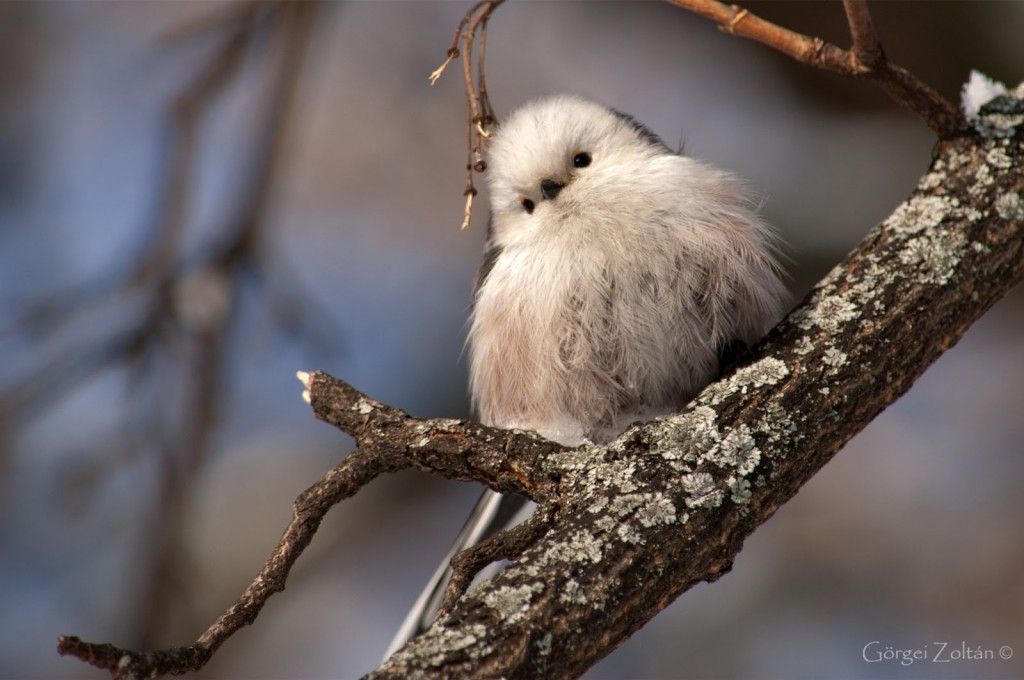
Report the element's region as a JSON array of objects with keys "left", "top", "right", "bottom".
[{"left": 366, "top": 104, "right": 1023, "bottom": 678}]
